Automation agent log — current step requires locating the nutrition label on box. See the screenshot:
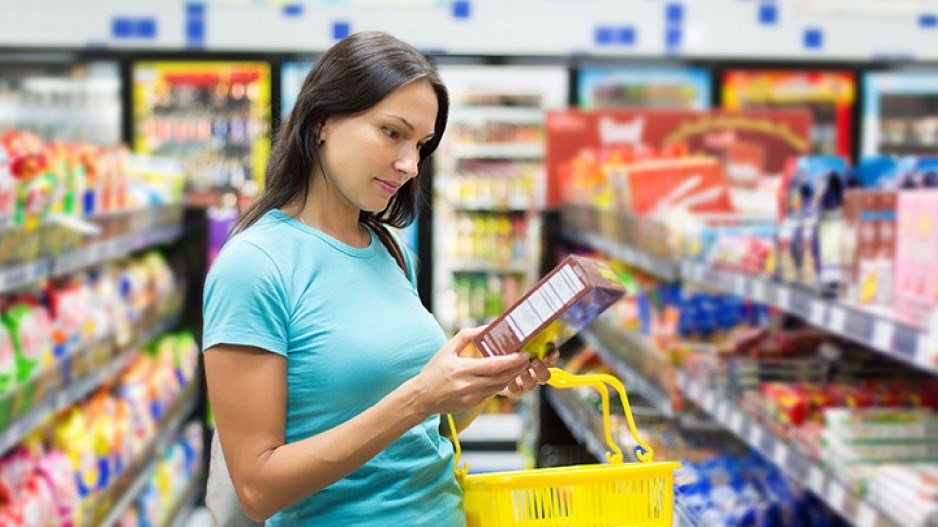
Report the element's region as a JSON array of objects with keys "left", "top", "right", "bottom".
[
  {"left": 471, "top": 255, "right": 625, "bottom": 358},
  {"left": 507, "top": 265, "right": 584, "bottom": 340}
]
